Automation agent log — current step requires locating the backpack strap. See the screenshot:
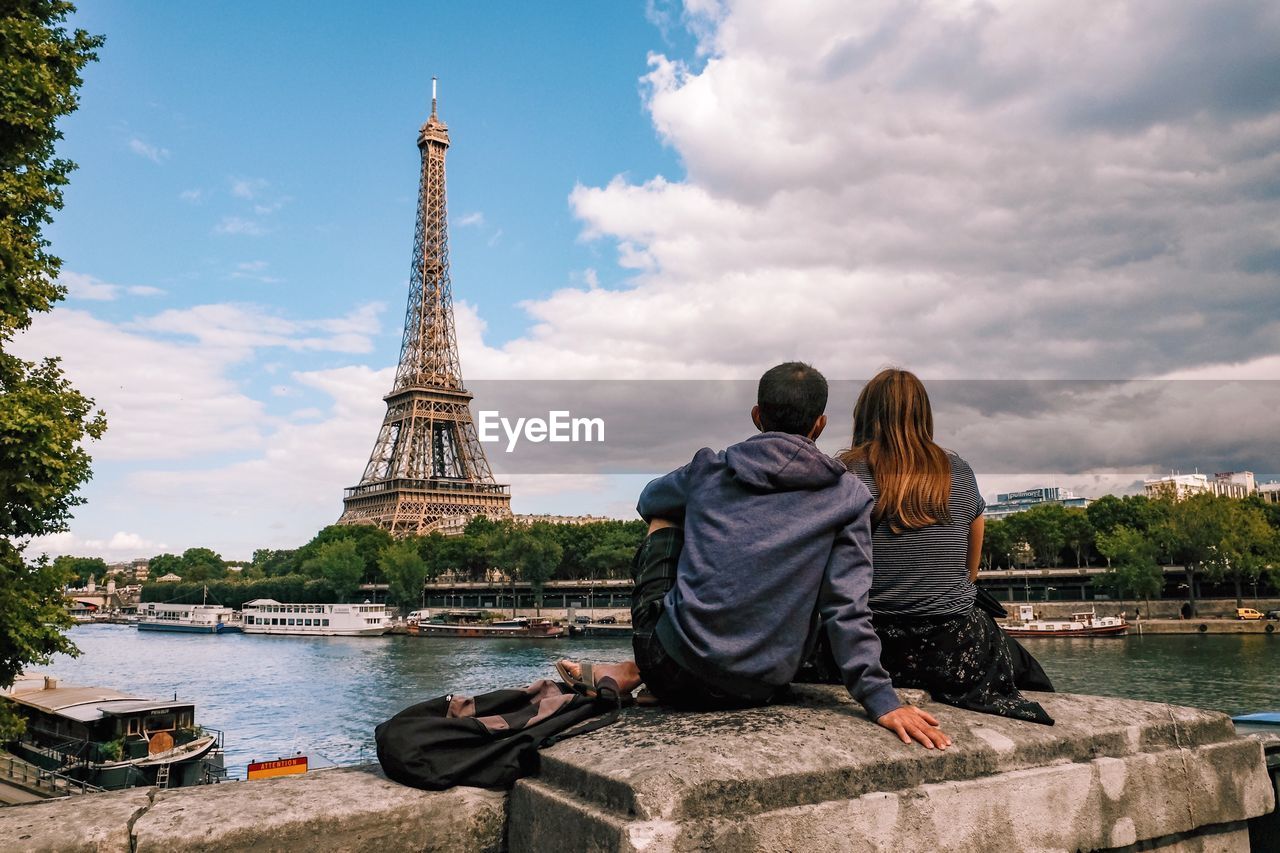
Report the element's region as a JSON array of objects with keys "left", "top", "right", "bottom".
[{"left": 539, "top": 678, "right": 623, "bottom": 748}]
